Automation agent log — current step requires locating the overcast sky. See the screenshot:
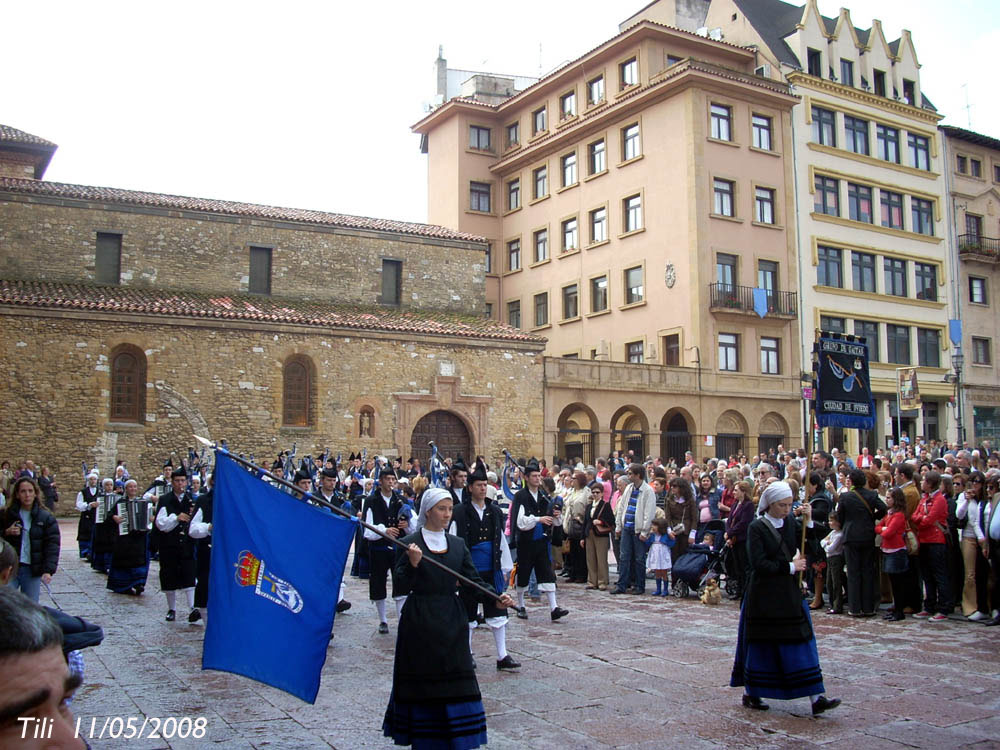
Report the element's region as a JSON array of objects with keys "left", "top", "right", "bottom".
[{"left": 4, "top": 0, "right": 995, "bottom": 226}]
